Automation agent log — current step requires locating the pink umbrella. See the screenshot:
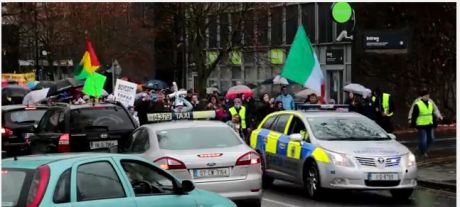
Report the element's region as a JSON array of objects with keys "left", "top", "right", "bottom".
[{"left": 225, "top": 85, "right": 253, "bottom": 100}]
